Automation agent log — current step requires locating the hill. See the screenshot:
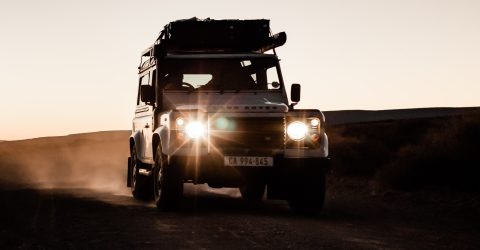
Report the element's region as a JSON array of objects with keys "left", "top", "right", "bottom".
[
  {"left": 0, "top": 130, "right": 130, "bottom": 189},
  {"left": 324, "top": 107, "right": 480, "bottom": 125}
]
